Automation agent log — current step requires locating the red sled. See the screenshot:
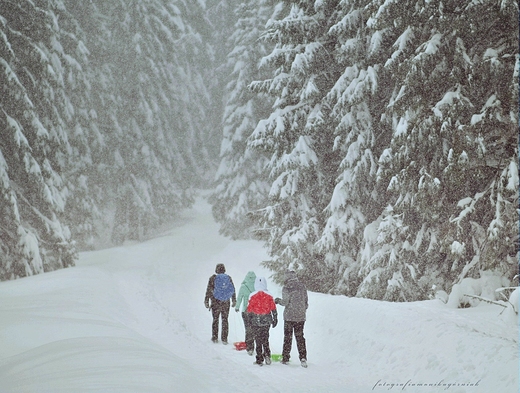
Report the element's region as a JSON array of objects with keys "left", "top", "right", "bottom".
[{"left": 233, "top": 341, "right": 247, "bottom": 351}]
